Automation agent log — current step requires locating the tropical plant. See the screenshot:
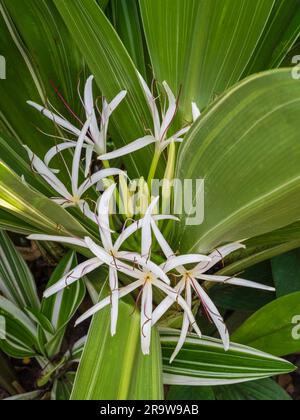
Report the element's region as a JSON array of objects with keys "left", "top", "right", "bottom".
[{"left": 1, "top": 0, "right": 300, "bottom": 401}]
